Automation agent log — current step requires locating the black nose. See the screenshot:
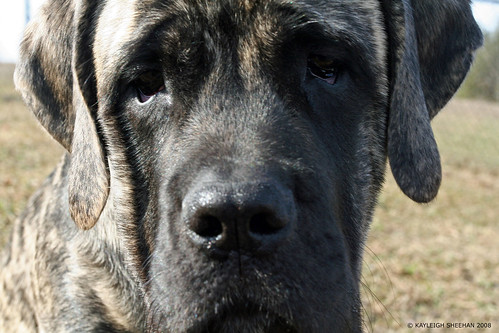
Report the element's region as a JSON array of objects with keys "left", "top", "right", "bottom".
[{"left": 182, "top": 180, "right": 296, "bottom": 256}]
